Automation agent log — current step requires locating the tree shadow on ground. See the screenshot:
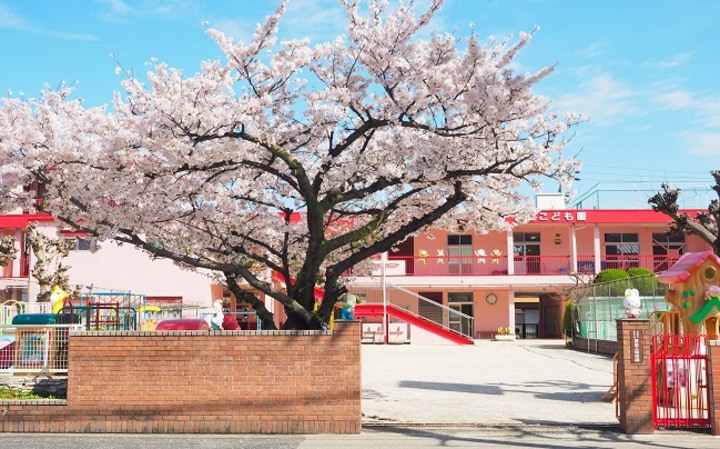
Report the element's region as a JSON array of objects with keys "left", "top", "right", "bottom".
[{"left": 397, "top": 379, "right": 607, "bottom": 402}]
